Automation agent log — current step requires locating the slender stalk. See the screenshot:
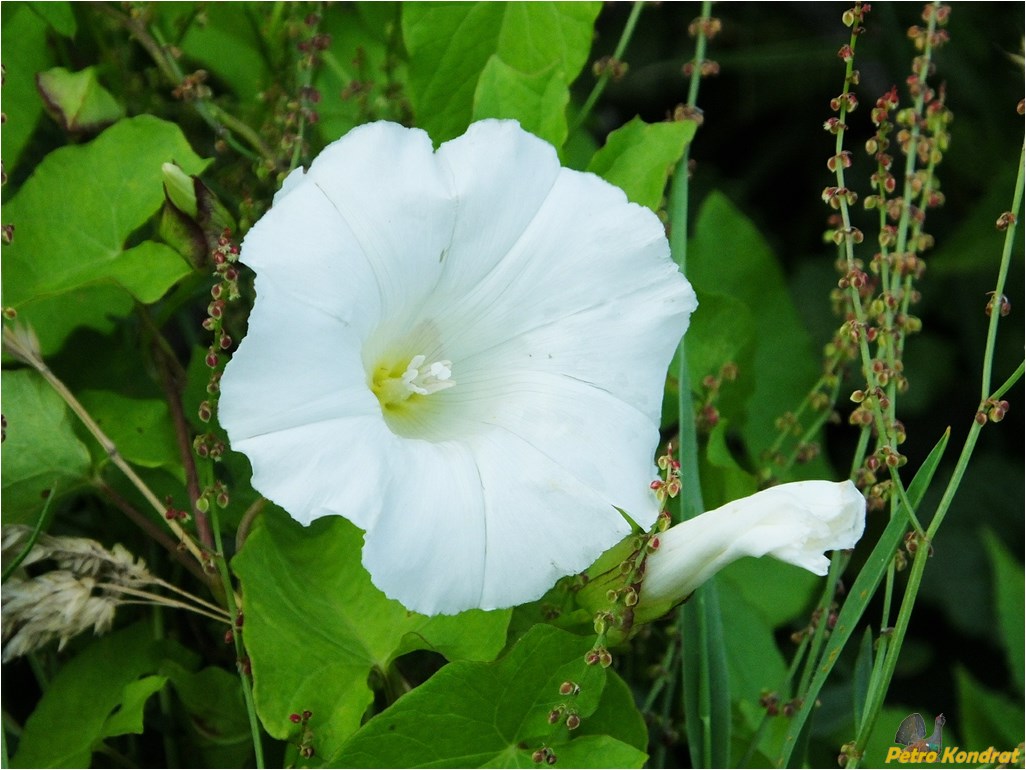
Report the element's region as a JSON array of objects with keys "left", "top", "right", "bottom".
[
  {"left": 571, "top": 2, "right": 645, "bottom": 136},
  {"left": 97, "top": 3, "right": 275, "bottom": 164},
  {"left": 208, "top": 502, "right": 265, "bottom": 768},
  {"left": 103, "top": 590, "right": 232, "bottom": 625},
  {"left": 150, "top": 600, "right": 180, "bottom": 769},
  {"left": 98, "top": 481, "right": 218, "bottom": 591},
  {"left": 667, "top": 6, "right": 731, "bottom": 768},
  {"left": 979, "top": 142, "right": 1025, "bottom": 403},
  {"left": 149, "top": 329, "right": 214, "bottom": 550},
  {"left": 846, "top": 130, "right": 1025, "bottom": 770},
  {"left": 2, "top": 487, "right": 57, "bottom": 582},
  {"left": 2, "top": 326, "right": 208, "bottom": 568}
]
